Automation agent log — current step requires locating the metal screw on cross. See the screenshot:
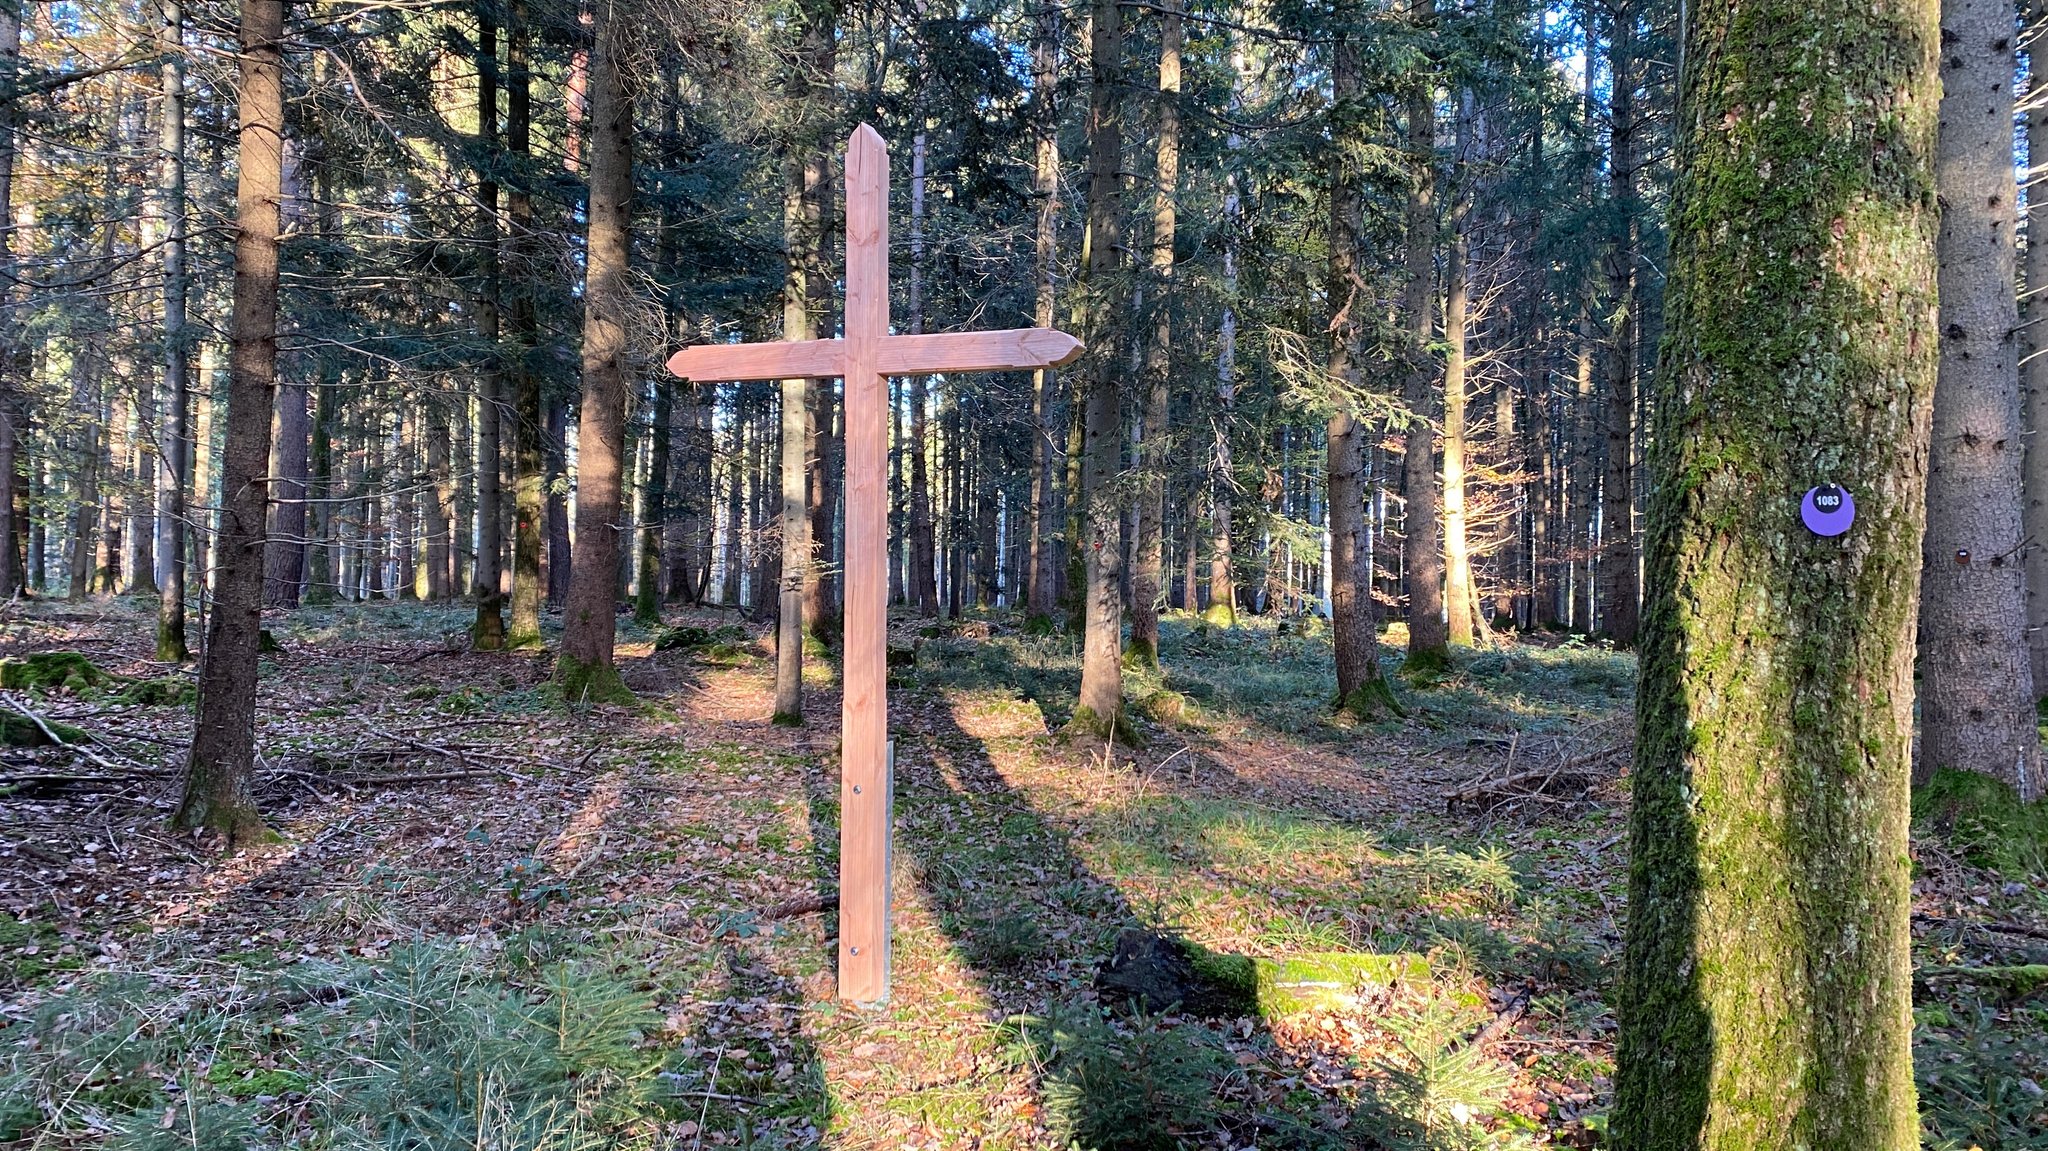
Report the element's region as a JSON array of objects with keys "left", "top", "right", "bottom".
[{"left": 666, "top": 124, "right": 1084, "bottom": 1006}]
